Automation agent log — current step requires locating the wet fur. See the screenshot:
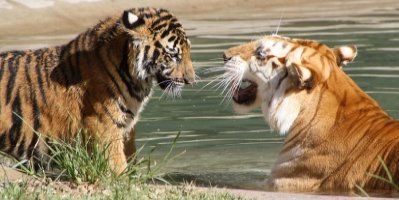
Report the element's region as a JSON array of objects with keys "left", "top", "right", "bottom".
[{"left": 222, "top": 35, "right": 399, "bottom": 195}]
